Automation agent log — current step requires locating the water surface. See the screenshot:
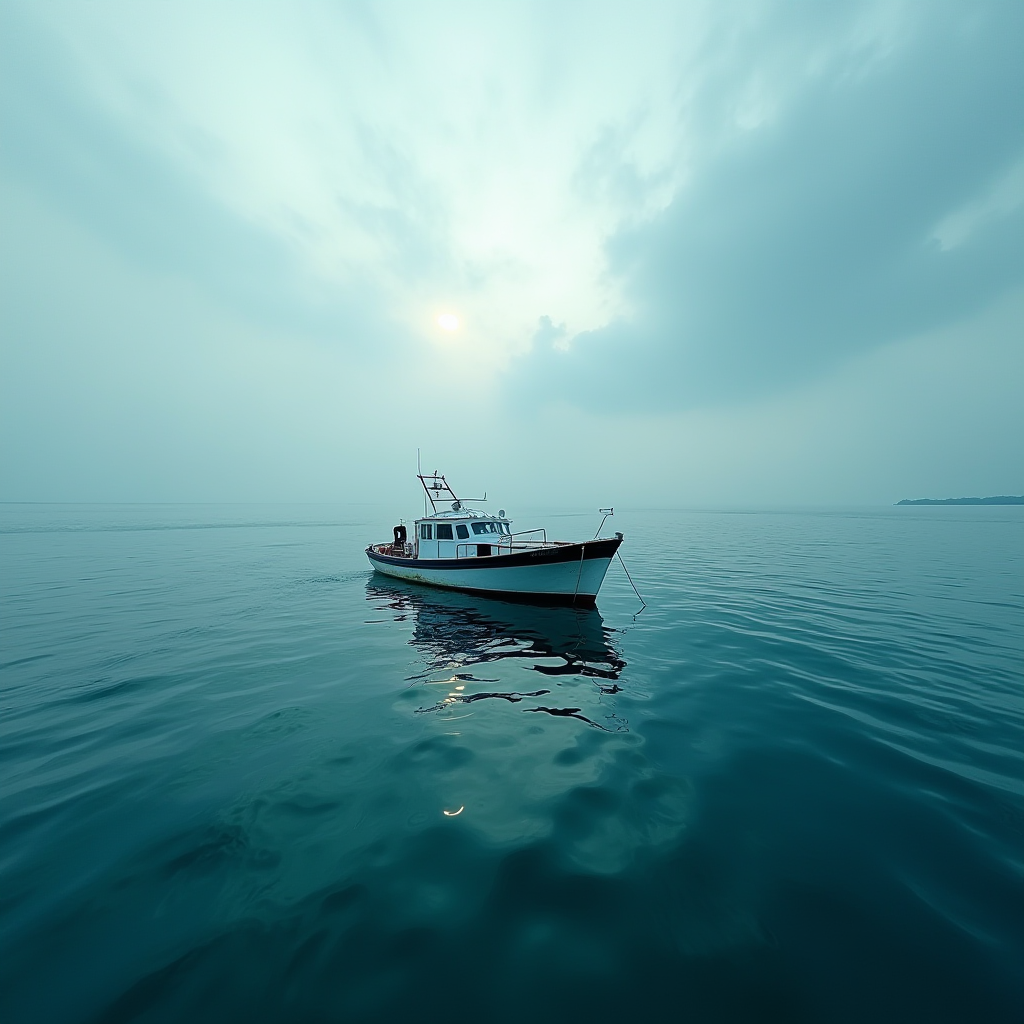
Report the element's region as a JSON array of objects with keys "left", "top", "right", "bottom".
[{"left": 1, "top": 504, "right": 1021, "bottom": 1022}]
